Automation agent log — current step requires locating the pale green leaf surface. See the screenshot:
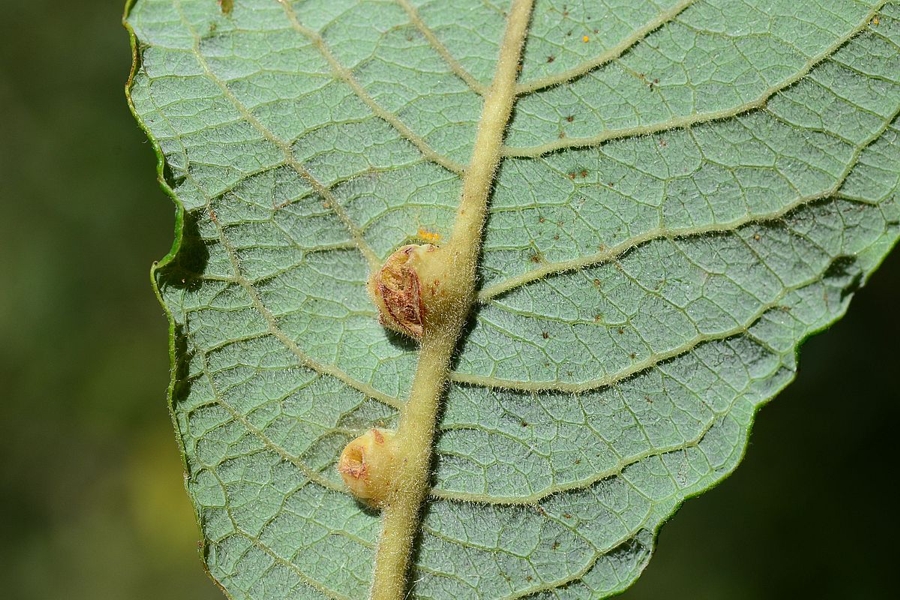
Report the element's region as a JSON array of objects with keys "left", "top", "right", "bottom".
[{"left": 126, "top": 0, "right": 900, "bottom": 598}]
